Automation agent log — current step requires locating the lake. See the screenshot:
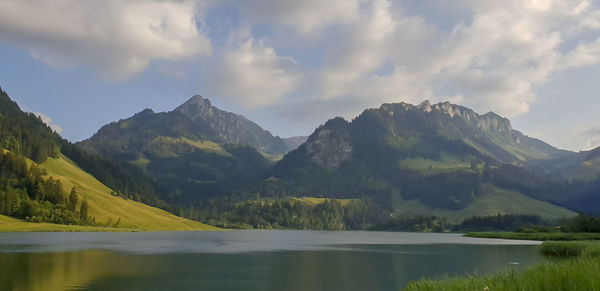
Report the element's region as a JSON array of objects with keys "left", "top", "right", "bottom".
[{"left": 0, "top": 231, "right": 542, "bottom": 291}]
